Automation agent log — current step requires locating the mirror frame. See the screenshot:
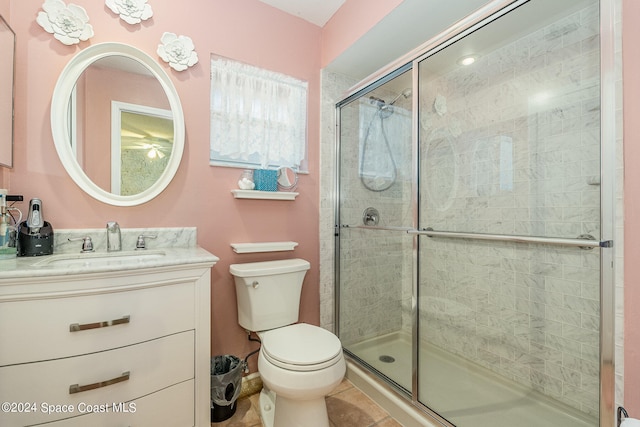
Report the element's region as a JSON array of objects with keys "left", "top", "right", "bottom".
[
  {"left": 51, "top": 42, "right": 185, "bottom": 206},
  {"left": 0, "top": 15, "right": 15, "bottom": 168}
]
